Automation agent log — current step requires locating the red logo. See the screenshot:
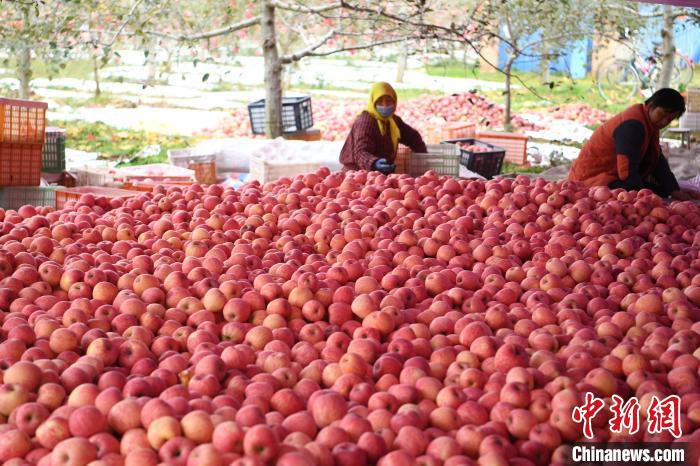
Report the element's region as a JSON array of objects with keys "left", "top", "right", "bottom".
[
  {"left": 609, "top": 394, "right": 641, "bottom": 435},
  {"left": 572, "top": 392, "right": 605, "bottom": 439},
  {"left": 647, "top": 395, "right": 682, "bottom": 438},
  {"left": 573, "top": 393, "right": 683, "bottom": 439}
]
